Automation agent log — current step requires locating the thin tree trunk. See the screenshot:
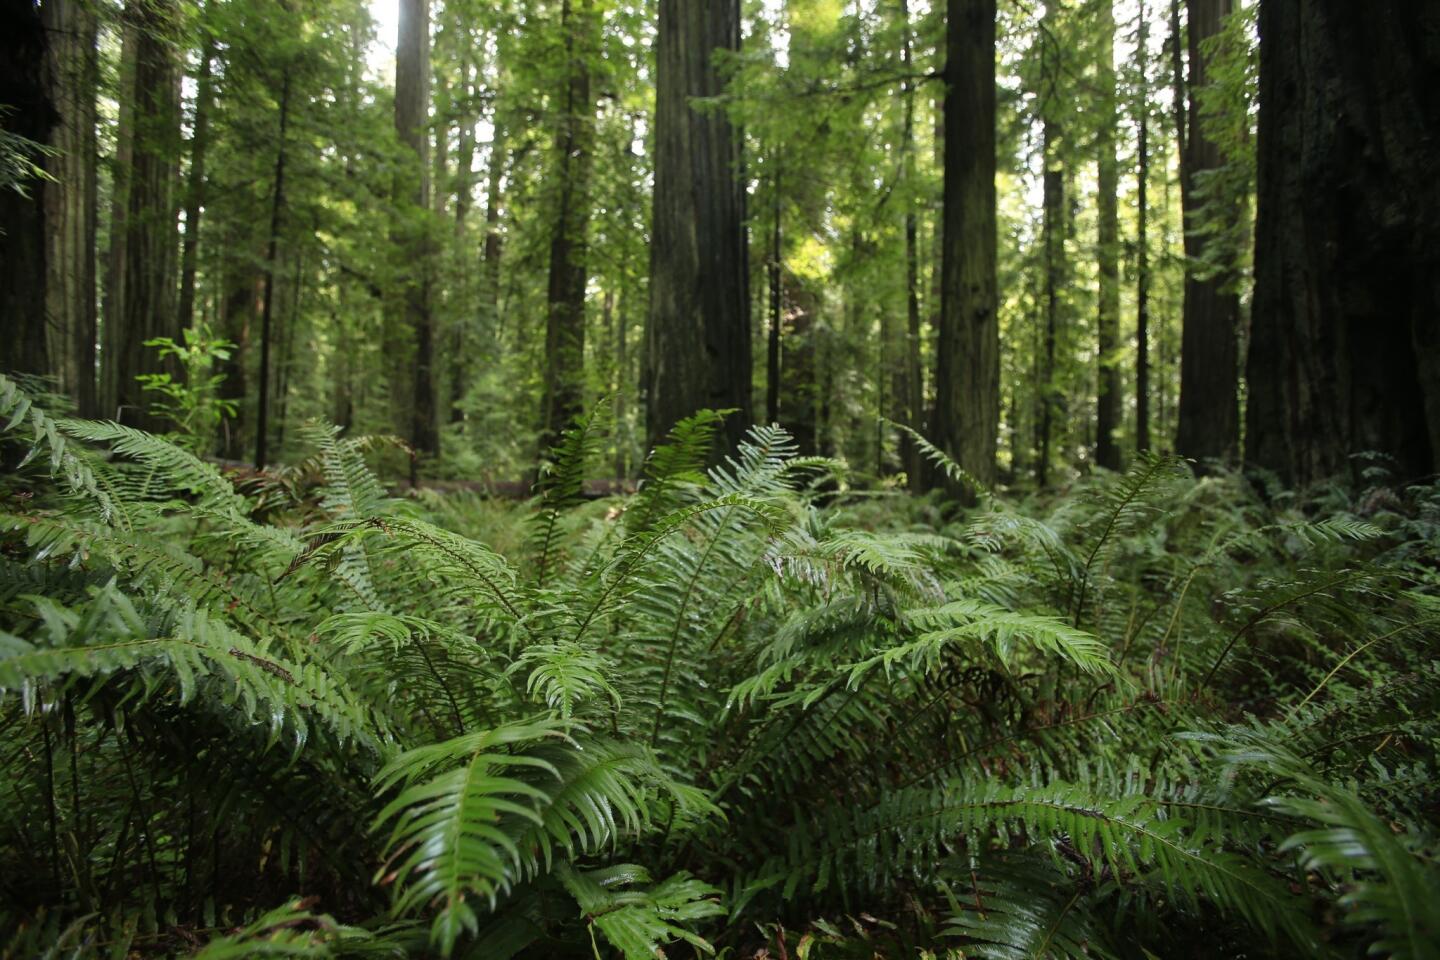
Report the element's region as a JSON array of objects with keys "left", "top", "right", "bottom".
[
  {"left": 102, "top": 23, "right": 138, "bottom": 417},
  {"left": 900, "top": 0, "right": 925, "bottom": 488},
  {"left": 254, "top": 69, "right": 290, "bottom": 469},
  {"left": 176, "top": 33, "right": 215, "bottom": 336},
  {"left": 1136, "top": 0, "right": 1152, "bottom": 454},
  {"left": 481, "top": 138, "right": 504, "bottom": 352},
  {"left": 395, "top": 0, "right": 436, "bottom": 481},
  {"left": 448, "top": 56, "right": 475, "bottom": 424},
  {"left": 541, "top": 0, "right": 597, "bottom": 455},
  {"left": 1094, "top": 0, "right": 1121, "bottom": 470},
  {"left": 766, "top": 152, "right": 782, "bottom": 426},
  {"left": 1038, "top": 115, "right": 1063, "bottom": 488}
]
